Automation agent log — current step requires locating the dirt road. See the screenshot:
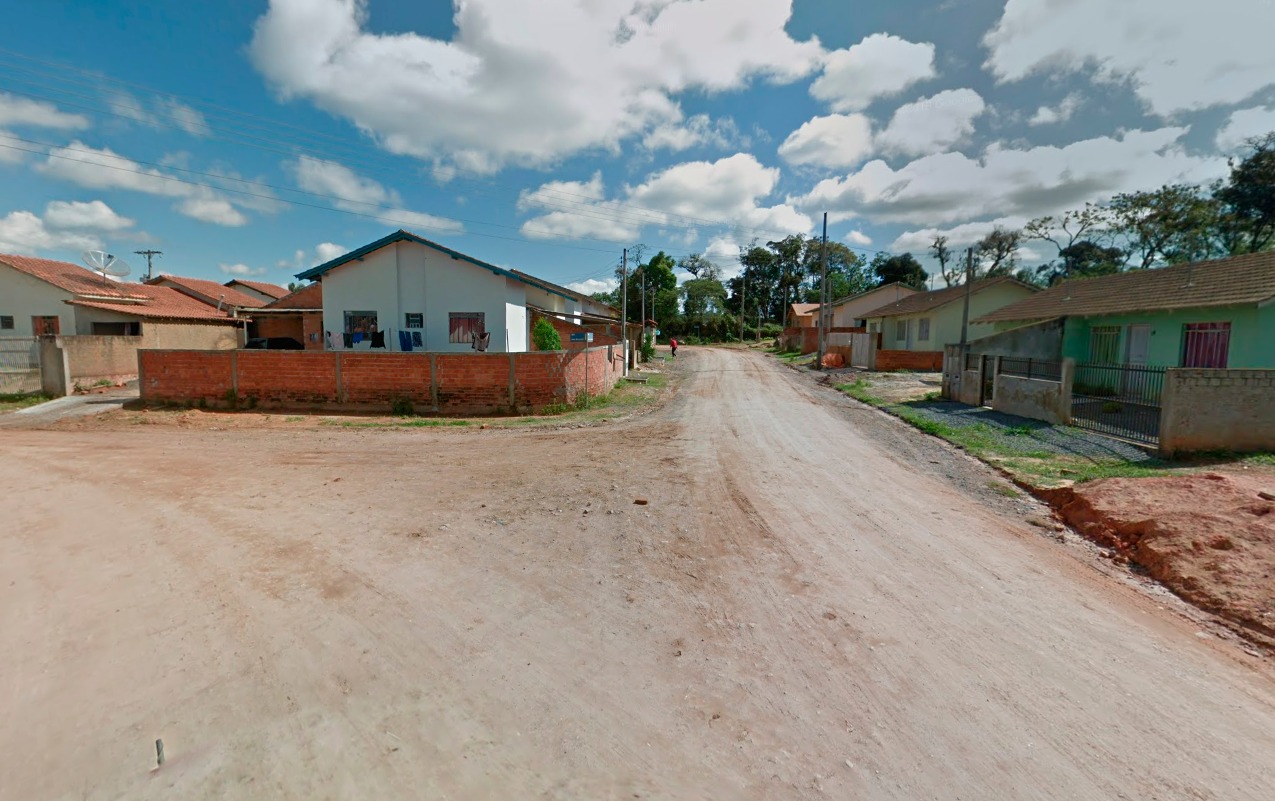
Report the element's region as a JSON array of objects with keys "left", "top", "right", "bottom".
[{"left": 3, "top": 347, "right": 1273, "bottom": 800}]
